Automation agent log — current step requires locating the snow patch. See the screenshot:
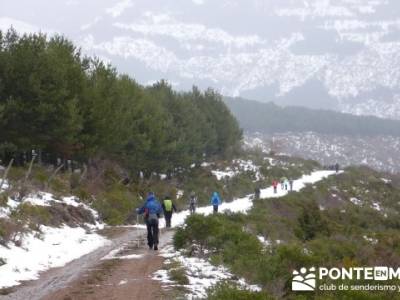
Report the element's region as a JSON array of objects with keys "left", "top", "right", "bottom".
[
  {"left": 101, "top": 245, "right": 143, "bottom": 260},
  {"left": 350, "top": 197, "right": 362, "bottom": 206},
  {"left": 363, "top": 235, "right": 378, "bottom": 244},
  {"left": 101, "top": 246, "right": 125, "bottom": 260},
  {"left": 371, "top": 202, "right": 382, "bottom": 211},
  {"left": 0, "top": 225, "right": 109, "bottom": 288},
  {"left": 155, "top": 245, "right": 260, "bottom": 298},
  {"left": 144, "top": 170, "right": 339, "bottom": 230},
  {"left": 0, "top": 192, "right": 102, "bottom": 227},
  {"left": 257, "top": 235, "right": 271, "bottom": 247},
  {"left": 211, "top": 159, "right": 262, "bottom": 181},
  {"left": 0, "top": 179, "right": 9, "bottom": 192},
  {"left": 176, "top": 189, "right": 184, "bottom": 199}
]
